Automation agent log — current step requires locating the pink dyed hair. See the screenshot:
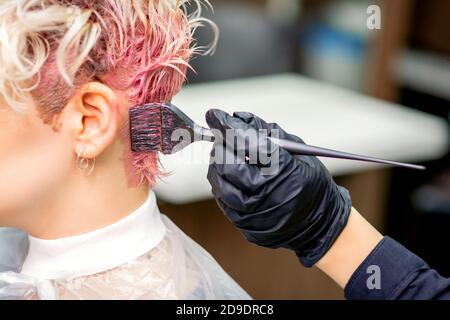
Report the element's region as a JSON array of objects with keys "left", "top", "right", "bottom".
[{"left": 4, "top": 0, "right": 217, "bottom": 186}]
